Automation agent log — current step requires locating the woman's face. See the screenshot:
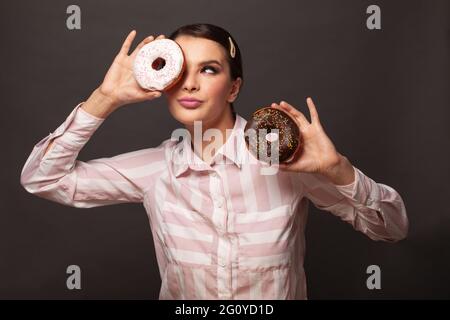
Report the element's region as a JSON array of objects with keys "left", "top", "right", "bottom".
[{"left": 164, "top": 35, "right": 241, "bottom": 127}]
